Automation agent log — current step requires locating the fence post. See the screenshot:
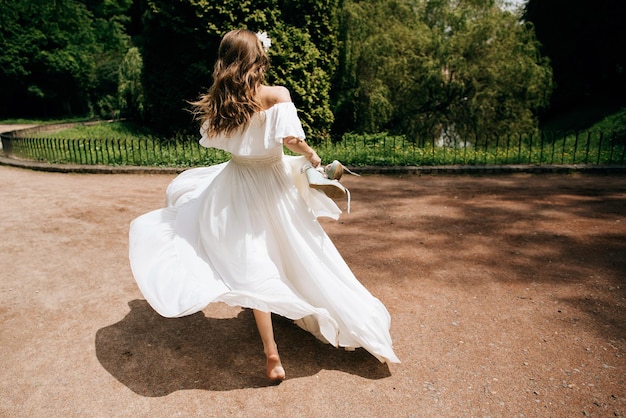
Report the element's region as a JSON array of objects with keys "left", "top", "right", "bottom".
[
  {"left": 560, "top": 132, "right": 566, "bottom": 164},
  {"left": 596, "top": 132, "right": 603, "bottom": 164},
  {"left": 534, "top": 132, "right": 540, "bottom": 165},
  {"left": 572, "top": 131, "right": 580, "bottom": 164},
  {"left": 608, "top": 130, "right": 615, "bottom": 164},
  {"left": 584, "top": 131, "right": 592, "bottom": 164}
]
